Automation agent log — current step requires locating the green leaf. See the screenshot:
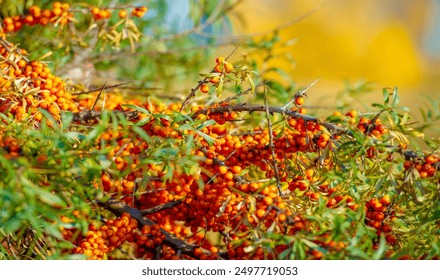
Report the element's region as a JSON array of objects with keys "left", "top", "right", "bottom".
[
  {"left": 3, "top": 218, "right": 22, "bottom": 234},
  {"left": 22, "top": 176, "right": 67, "bottom": 208},
  {"left": 383, "top": 88, "right": 390, "bottom": 104},
  {"left": 195, "top": 130, "right": 214, "bottom": 146},
  {"left": 132, "top": 125, "right": 151, "bottom": 142},
  {"left": 278, "top": 247, "right": 291, "bottom": 259},
  {"left": 392, "top": 87, "right": 400, "bottom": 106},
  {"left": 373, "top": 234, "right": 387, "bottom": 260}
]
